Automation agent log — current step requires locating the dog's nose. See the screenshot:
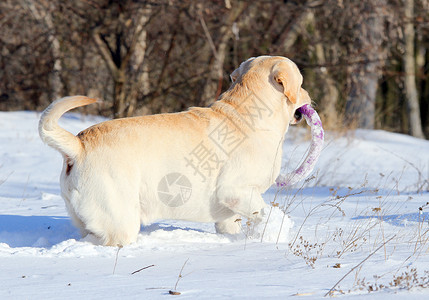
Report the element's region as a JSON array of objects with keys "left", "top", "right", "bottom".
[{"left": 294, "top": 109, "right": 303, "bottom": 123}]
